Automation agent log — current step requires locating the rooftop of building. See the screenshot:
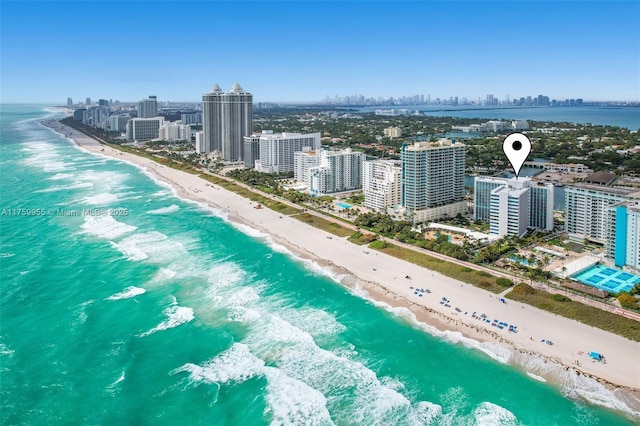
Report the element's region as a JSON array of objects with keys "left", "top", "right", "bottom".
[
  {"left": 403, "top": 138, "right": 464, "bottom": 150},
  {"left": 491, "top": 183, "right": 529, "bottom": 197},
  {"left": 585, "top": 171, "right": 617, "bottom": 186},
  {"left": 567, "top": 181, "right": 640, "bottom": 197},
  {"left": 365, "top": 158, "right": 402, "bottom": 165}
]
